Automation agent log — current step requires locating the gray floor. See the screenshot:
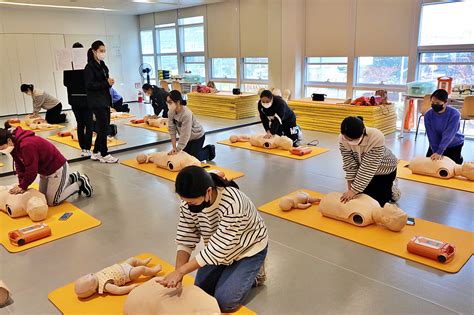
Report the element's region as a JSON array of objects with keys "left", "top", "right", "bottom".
[
  {"left": 0, "top": 103, "right": 259, "bottom": 176},
  {"left": 0, "top": 123, "right": 473, "bottom": 315}
]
